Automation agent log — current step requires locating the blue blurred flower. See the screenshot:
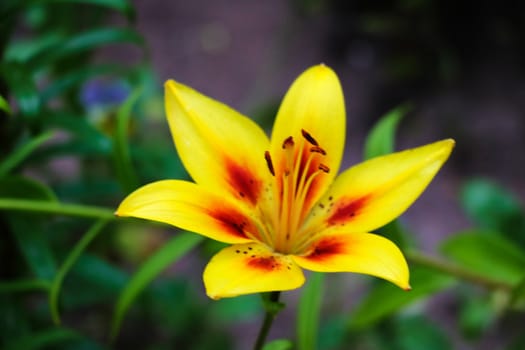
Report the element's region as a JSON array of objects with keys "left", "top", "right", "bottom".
[{"left": 81, "top": 79, "right": 130, "bottom": 109}]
